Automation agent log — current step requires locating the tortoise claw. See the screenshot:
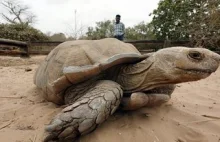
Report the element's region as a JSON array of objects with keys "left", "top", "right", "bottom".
[{"left": 43, "top": 133, "right": 58, "bottom": 142}]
